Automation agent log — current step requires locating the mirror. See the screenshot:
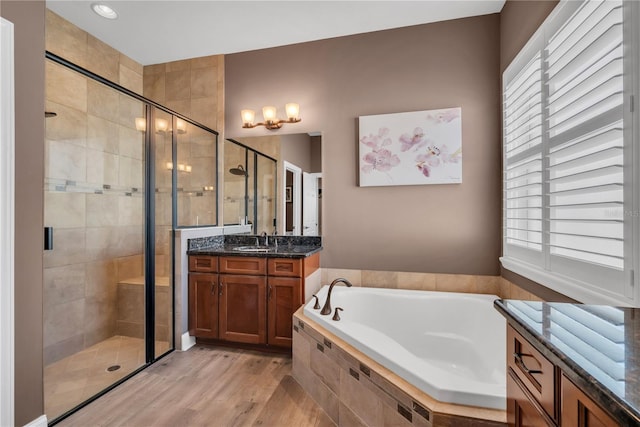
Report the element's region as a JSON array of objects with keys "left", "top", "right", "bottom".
[
  {"left": 223, "top": 139, "right": 277, "bottom": 234},
  {"left": 223, "top": 133, "right": 322, "bottom": 236}
]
